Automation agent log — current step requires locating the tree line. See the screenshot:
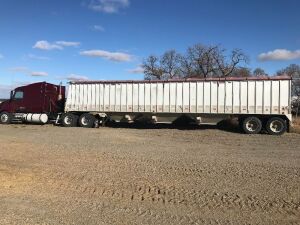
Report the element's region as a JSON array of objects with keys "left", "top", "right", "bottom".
[
  {"left": 142, "top": 43, "right": 300, "bottom": 114},
  {"left": 142, "top": 43, "right": 300, "bottom": 80}
]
